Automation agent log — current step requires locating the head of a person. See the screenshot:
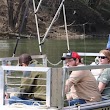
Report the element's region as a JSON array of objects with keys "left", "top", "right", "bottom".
[
  {"left": 61, "top": 51, "right": 81, "bottom": 67},
  {"left": 19, "top": 53, "right": 32, "bottom": 66},
  {"left": 98, "top": 49, "right": 110, "bottom": 64}
]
